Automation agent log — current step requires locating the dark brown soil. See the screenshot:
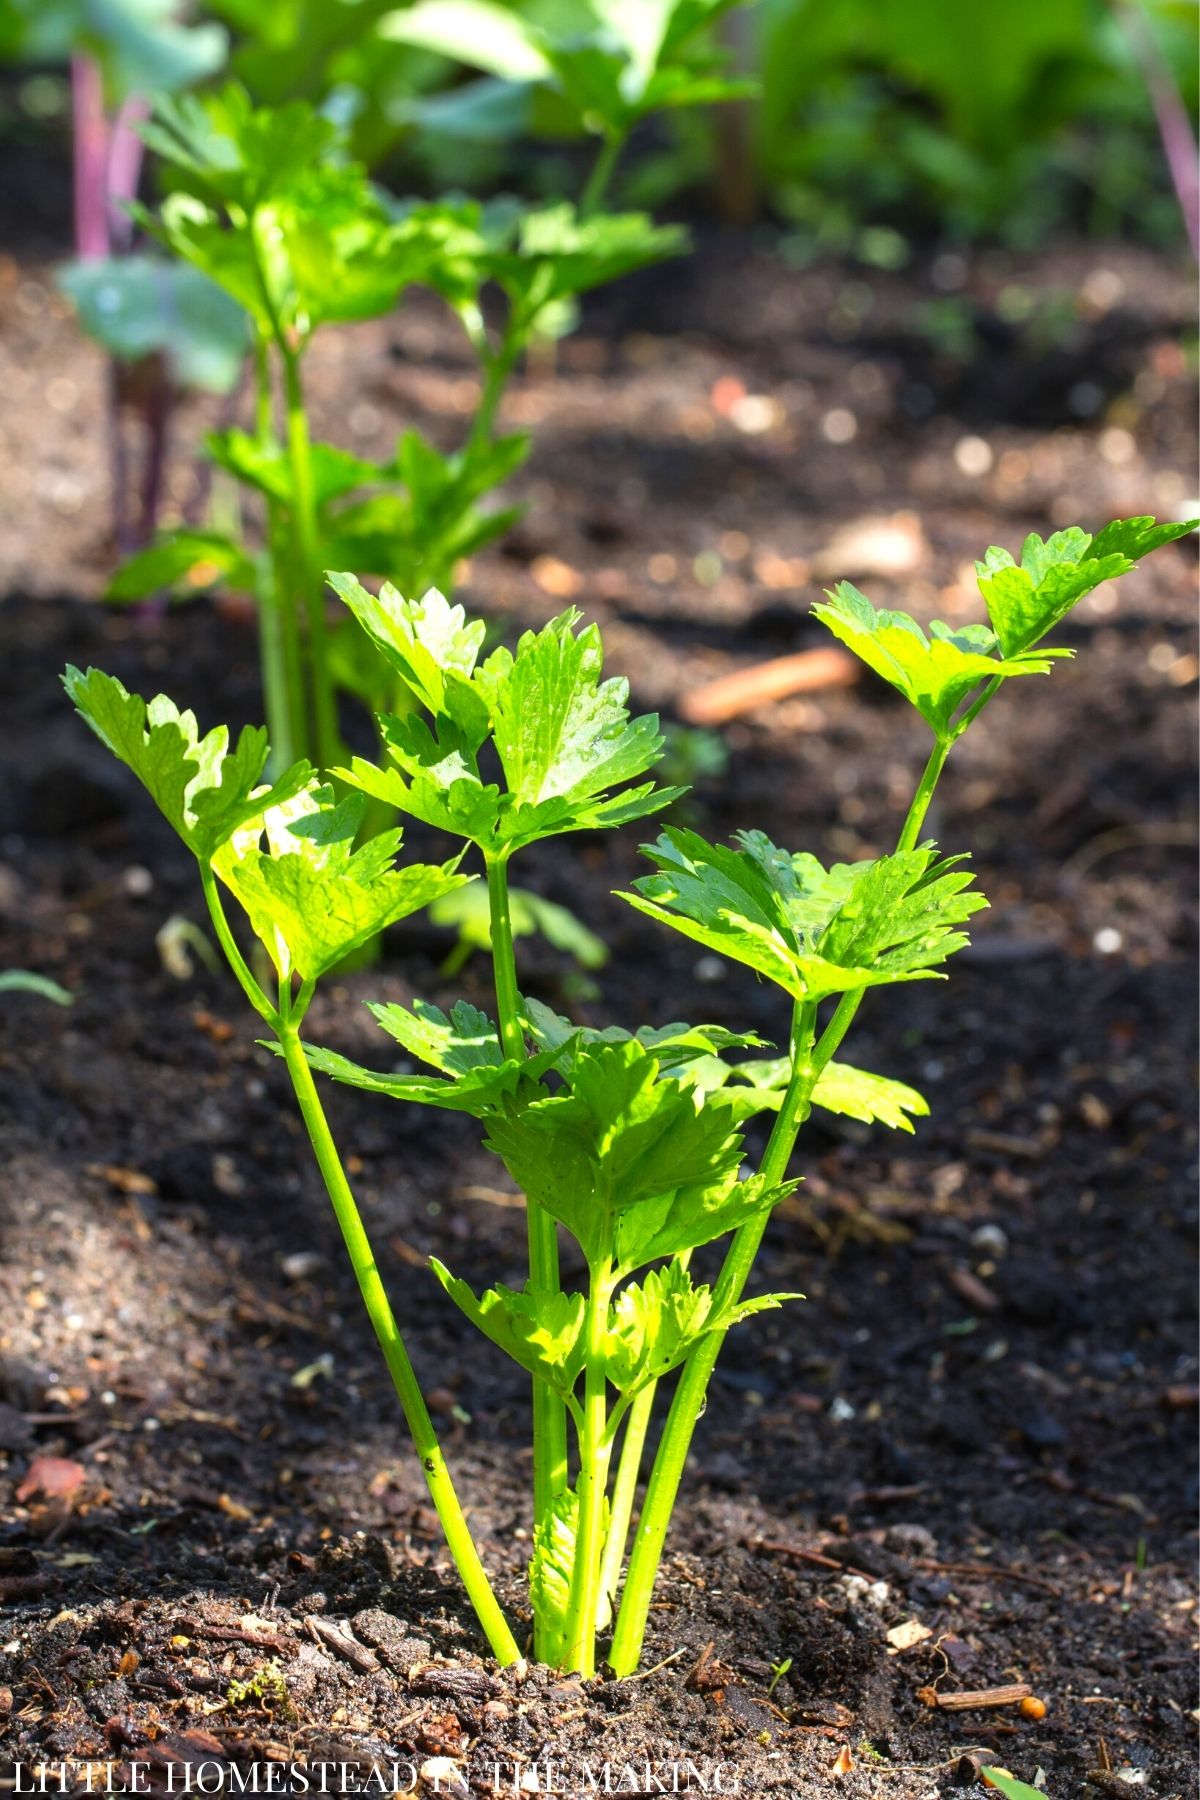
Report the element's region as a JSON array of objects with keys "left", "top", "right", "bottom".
[{"left": 0, "top": 230, "right": 1196, "bottom": 1799}]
